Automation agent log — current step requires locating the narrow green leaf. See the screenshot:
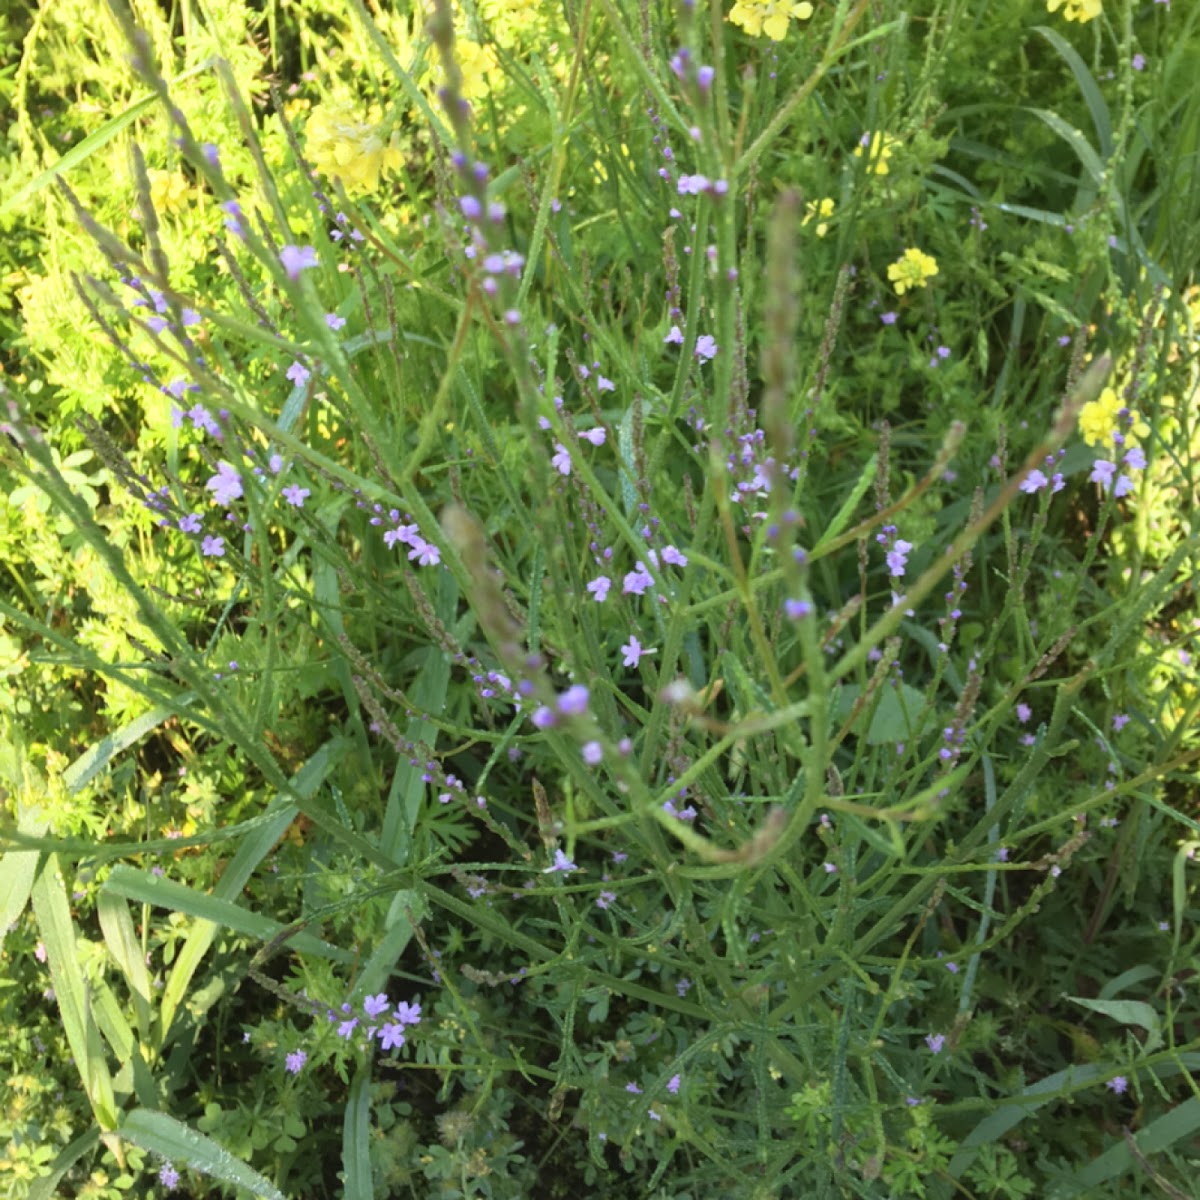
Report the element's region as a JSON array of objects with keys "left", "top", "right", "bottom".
[
  {"left": 813, "top": 453, "right": 877, "bottom": 552},
  {"left": 0, "top": 801, "right": 48, "bottom": 954},
  {"left": 28, "top": 1128, "right": 101, "bottom": 1200},
  {"left": 342, "top": 1066, "right": 375, "bottom": 1200},
  {"left": 30, "top": 855, "right": 118, "bottom": 1130},
  {"left": 63, "top": 703, "right": 187, "bottom": 794},
  {"left": 158, "top": 742, "right": 340, "bottom": 1040},
  {"left": 101, "top": 865, "right": 354, "bottom": 964},
  {"left": 1, "top": 58, "right": 217, "bottom": 217},
  {"left": 1033, "top": 26, "right": 1112, "bottom": 160},
  {"left": 1029, "top": 108, "right": 1105, "bottom": 187},
  {"left": 120, "top": 1108, "right": 285, "bottom": 1200},
  {"left": 97, "top": 892, "right": 155, "bottom": 1045},
  {"left": 1067, "top": 1097, "right": 1200, "bottom": 1193}
]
